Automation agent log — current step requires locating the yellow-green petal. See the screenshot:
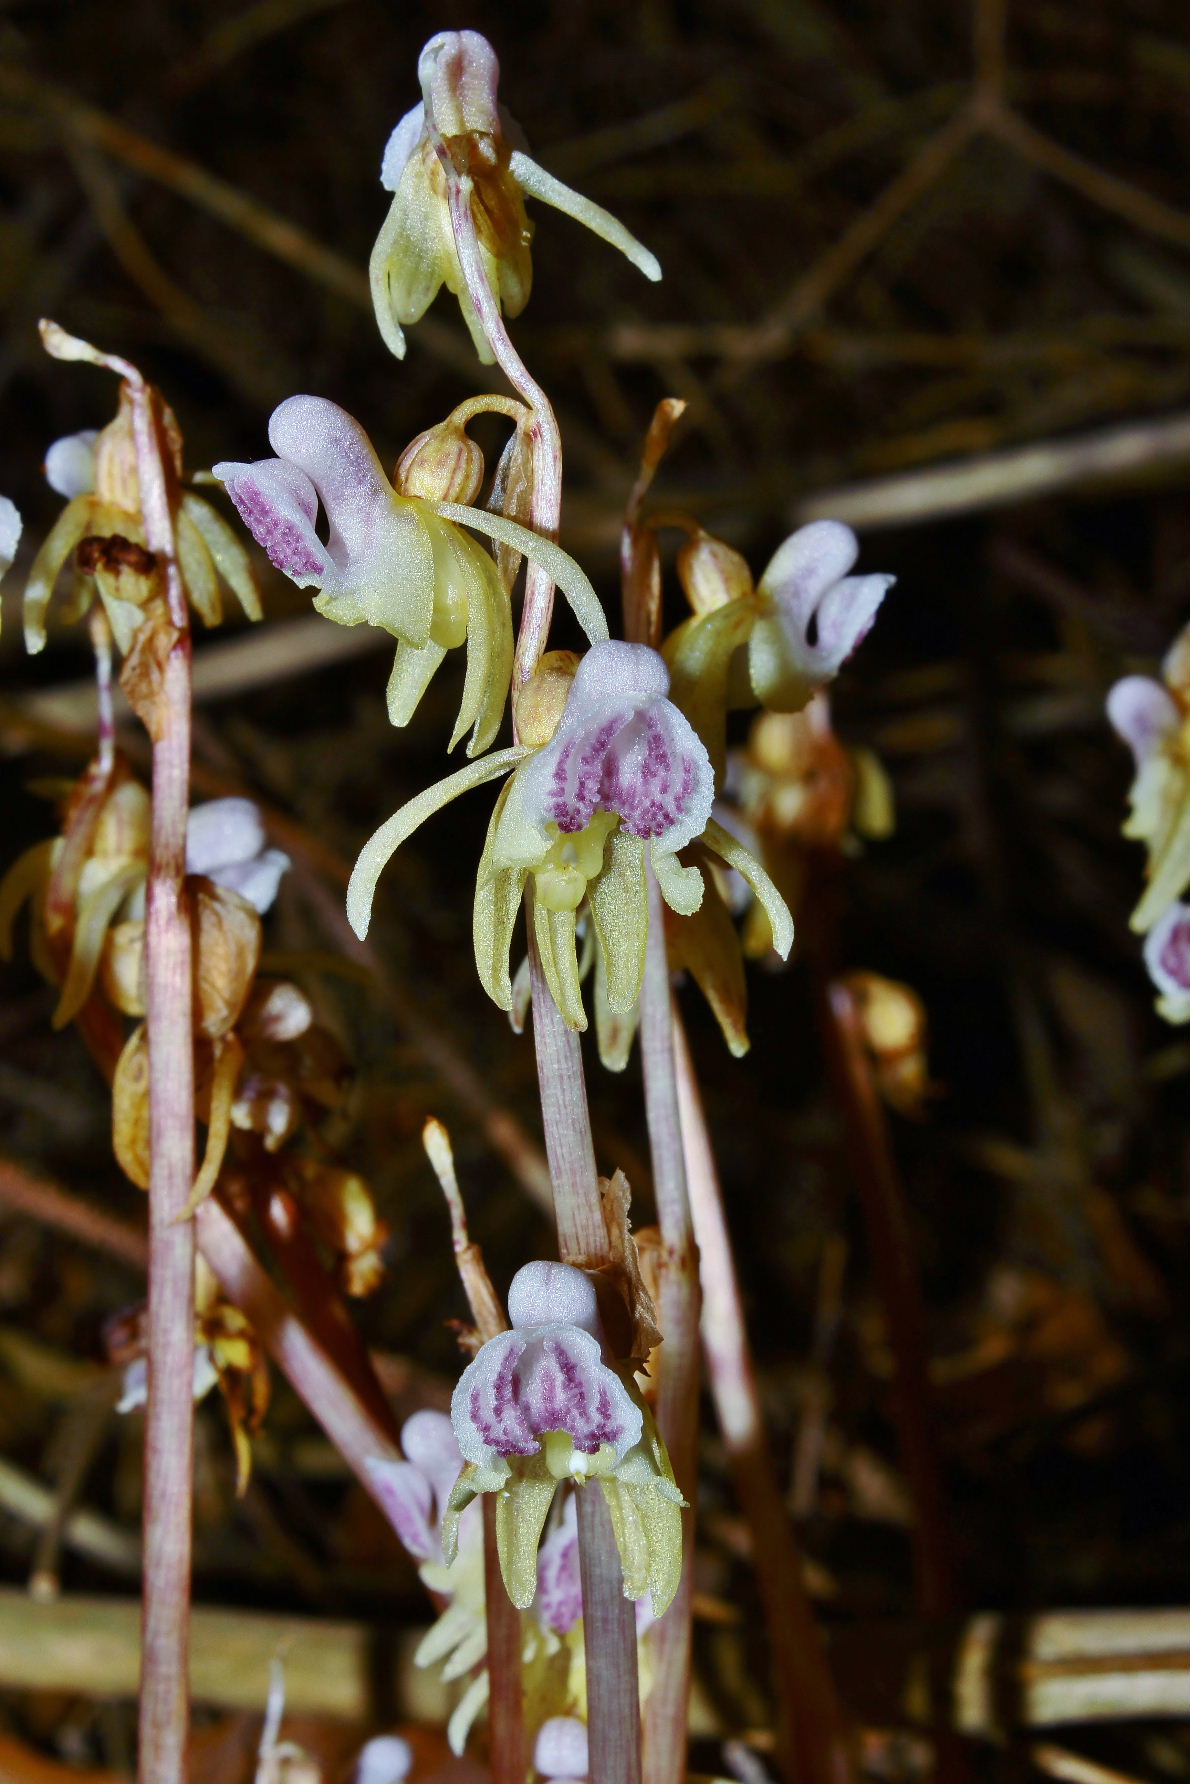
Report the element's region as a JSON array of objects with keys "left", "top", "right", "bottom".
[
  {"left": 473, "top": 785, "right": 528, "bottom": 1010},
  {"left": 432, "top": 502, "right": 609, "bottom": 647},
  {"left": 387, "top": 638, "right": 446, "bottom": 728},
  {"left": 532, "top": 894, "right": 586, "bottom": 1030},
  {"left": 175, "top": 504, "right": 222, "bottom": 629},
  {"left": 663, "top": 596, "right": 759, "bottom": 780},
  {"left": 701, "top": 816, "right": 794, "bottom": 960},
  {"left": 180, "top": 493, "right": 262, "bottom": 622},
  {"left": 588, "top": 828, "right": 648, "bottom": 1014},
  {"left": 495, "top": 1467, "right": 558, "bottom": 1610},
  {"left": 22, "top": 497, "right": 95, "bottom": 654},
  {"left": 346, "top": 746, "right": 525, "bottom": 940}
]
